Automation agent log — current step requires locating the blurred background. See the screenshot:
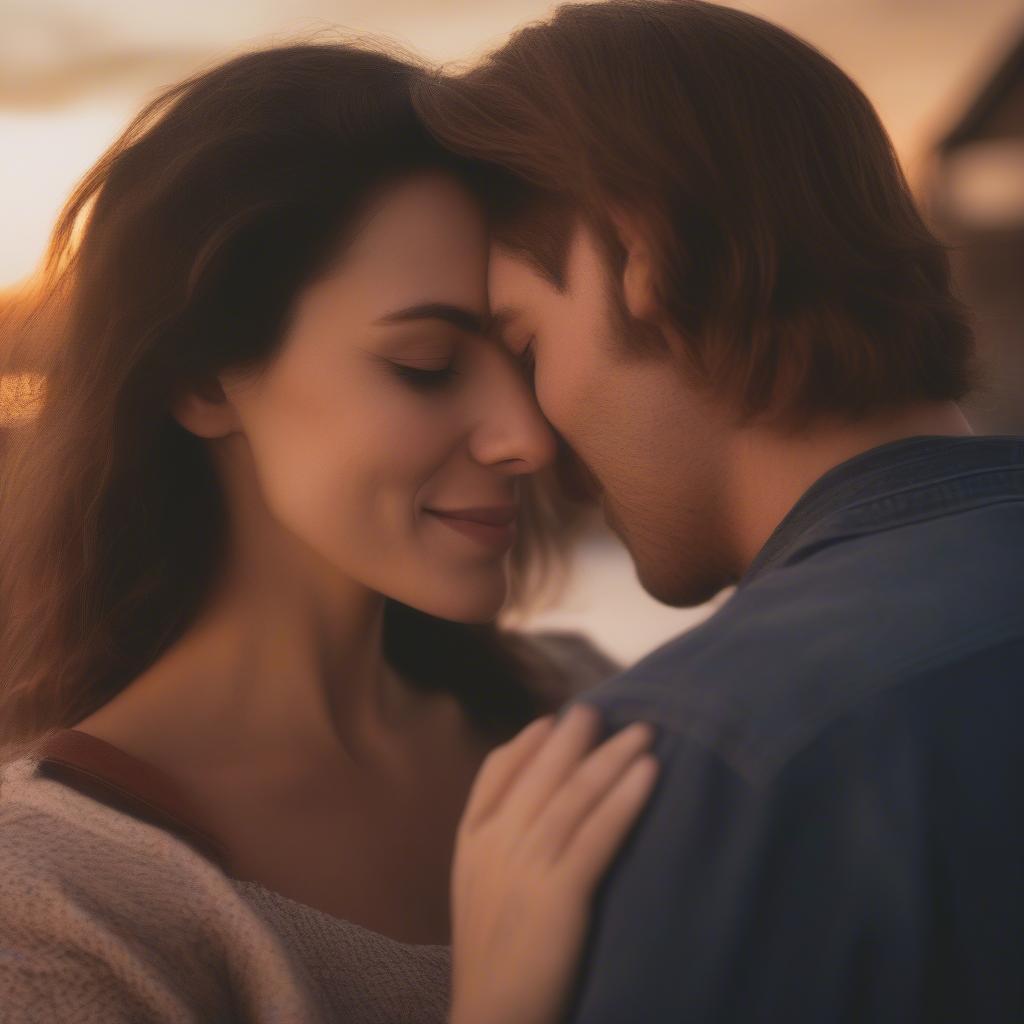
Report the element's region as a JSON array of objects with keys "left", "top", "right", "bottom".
[{"left": 2, "top": 0, "right": 1022, "bottom": 666}]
